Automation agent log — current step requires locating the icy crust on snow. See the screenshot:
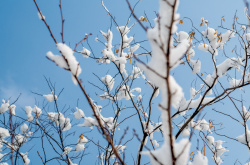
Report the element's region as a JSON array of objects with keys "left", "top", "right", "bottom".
[{"left": 47, "top": 43, "right": 82, "bottom": 85}]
